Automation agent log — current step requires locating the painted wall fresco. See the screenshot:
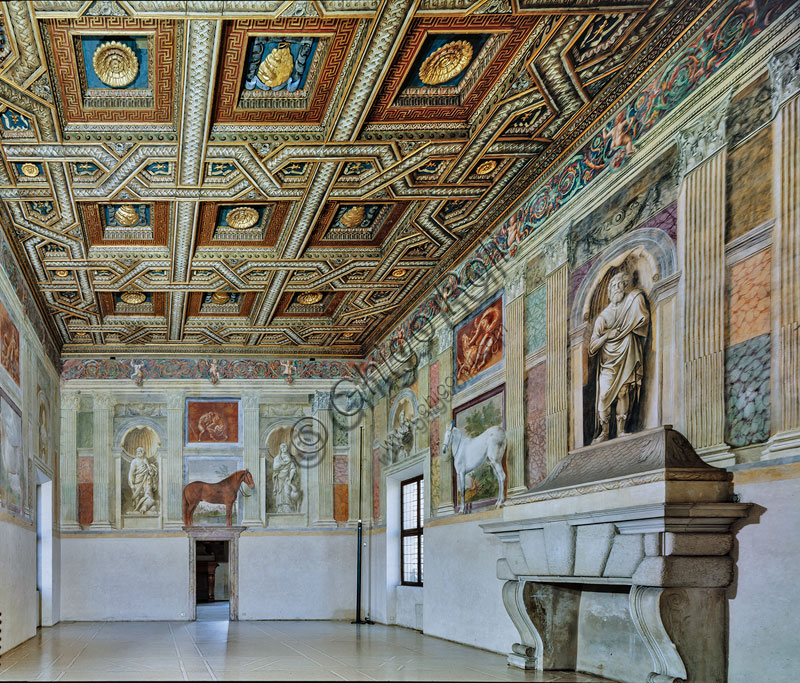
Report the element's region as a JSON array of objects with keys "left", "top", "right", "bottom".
[
  {"left": 61, "top": 357, "right": 359, "bottom": 381},
  {"left": 78, "top": 455, "right": 93, "bottom": 526},
  {"left": 0, "top": 297, "right": 19, "bottom": 386},
  {"left": 183, "top": 456, "right": 243, "bottom": 525},
  {"left": 452, "top": 386, "right": 505, "bottom": 510},
  {"left": 186, "top": 399, "right": 240, "bottom": 445},
  {"left": 524, "top": 286, "right": 546, "bottom": 355},
  {"left": 334, "top": 453, "right": 348, "bottom": 522},
  {"left": 454, "top": 293, "right": 504, "bottom": 393},
  {"left": 0, "top": 390, "right": 24, "bottom": 516}
]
